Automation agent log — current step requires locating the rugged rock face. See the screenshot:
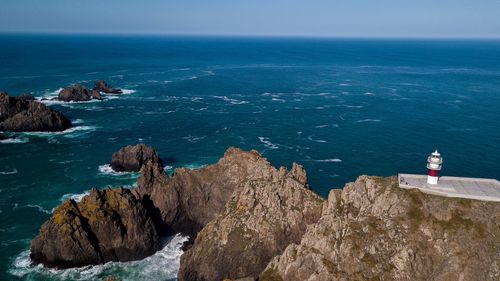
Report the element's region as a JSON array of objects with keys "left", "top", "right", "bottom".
[
  {"left": 94, "top": 80, "right": 122, "bottom": 94},
  {"left": 136, "top": 147, "right": 284, "bottom": 237},
  {"left": 110, "top": 144, "right": 163, "bottom": 172},
  {"left": 58, "top": 84, "right": 102, "bottom": 102},
  {"left": 177, "top": 163, "right": 324, "bottom": 281},
  {"left": 0, "top": 92, "right": 72, "bottom": 132},
  {"left": 261, "top": 176, "right": 500, "bottom": 281},
  {"left": 30, "top": 188, "right": 160, "bottom": 268}
]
